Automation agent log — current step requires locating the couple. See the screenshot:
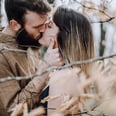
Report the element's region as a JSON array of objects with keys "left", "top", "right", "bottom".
[{"left": 0, "top": 0, "right": 94, "bottom": 115}]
